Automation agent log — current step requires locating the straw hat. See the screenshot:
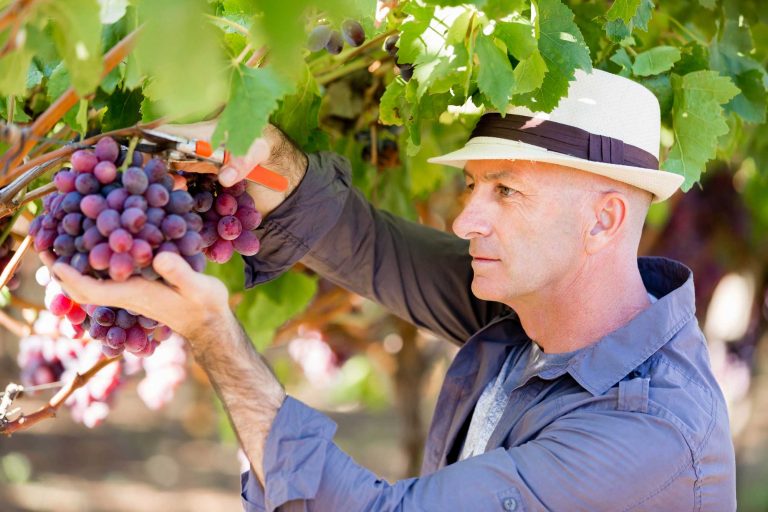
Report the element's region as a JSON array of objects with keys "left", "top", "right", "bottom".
[{"left": 428, "top": 69, "right": 683, "bottom": 203}]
